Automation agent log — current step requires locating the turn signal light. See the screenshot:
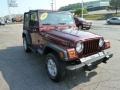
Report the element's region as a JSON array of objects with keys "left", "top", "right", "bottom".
[{"left": 67, "top": 48, "right": 78, "bottom": 59}]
